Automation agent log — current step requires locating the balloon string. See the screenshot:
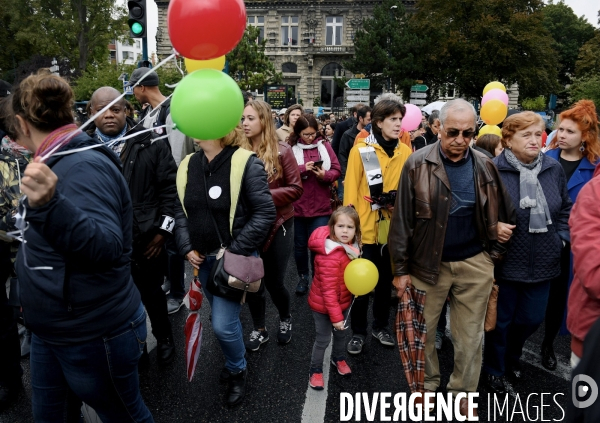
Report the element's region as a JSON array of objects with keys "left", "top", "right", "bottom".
[{"left": 335, "top": 296, "right": 356, "bottom": 331}]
